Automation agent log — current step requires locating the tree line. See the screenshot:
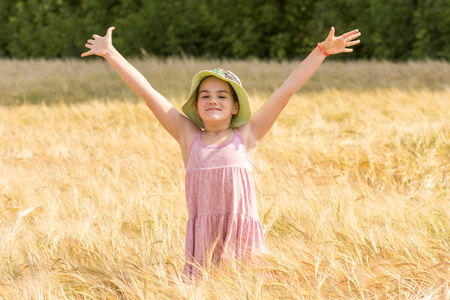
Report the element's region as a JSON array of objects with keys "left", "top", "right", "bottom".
[{"left": 0, "top": 0, "right": 448, "bottom": 60}]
